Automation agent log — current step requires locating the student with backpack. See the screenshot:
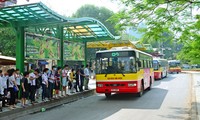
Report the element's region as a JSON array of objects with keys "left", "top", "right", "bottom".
[
  {"left": 35, "top": 69, "right": 42, "bottom": 99},
  {"left": 55, "top": 67, "right": 62, "bottom": 98},
  {"left": 7, "top": 69, "right": 19, "bottom": 109},
  {"left": 62, "top": 65, "right": 69, "bottom": 96},
  {"left": 42, "top": 68, "right": 49, "bottom": 102},
  {"left": 48, "top": 66, "right": 56, "bottom": 100}
]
